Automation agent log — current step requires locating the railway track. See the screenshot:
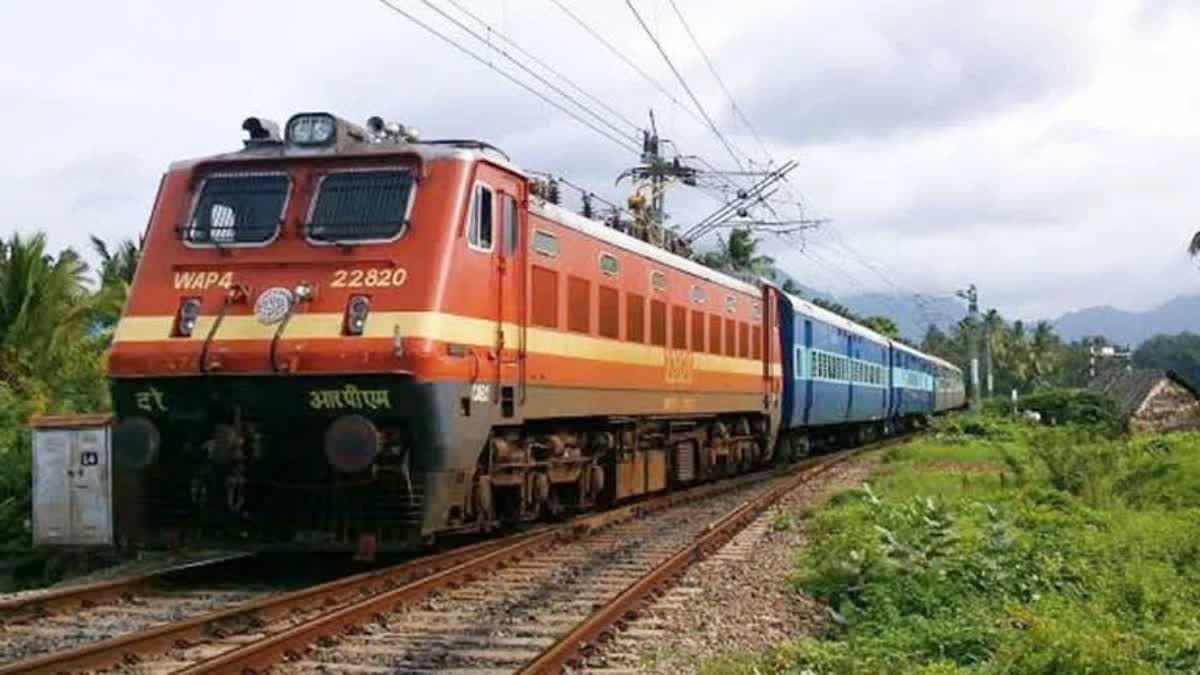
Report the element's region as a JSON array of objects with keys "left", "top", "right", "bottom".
[
  {"left": 0, "top": 436, "right": 901, "bottom": 674},
  {"left": 0, "top": 553, "right": 262, "bottom": 665}
]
